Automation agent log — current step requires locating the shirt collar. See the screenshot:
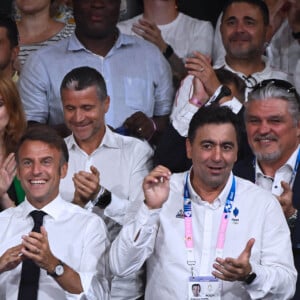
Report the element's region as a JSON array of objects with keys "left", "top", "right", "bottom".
[
  {"left": 255, "top": 145, "right": 300, "bottom": 177},
  {"left": 66, "top": 125, "right": 122, "bottom": 153},
  {"left": 21, "top": 195, "right": 66, "bottom": 221},
  {"left": 187, "top": 170, "right": 234, "bottom": 208},
  {"left": 67, "top": 31, "right": 136, "bottom": 53}
]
